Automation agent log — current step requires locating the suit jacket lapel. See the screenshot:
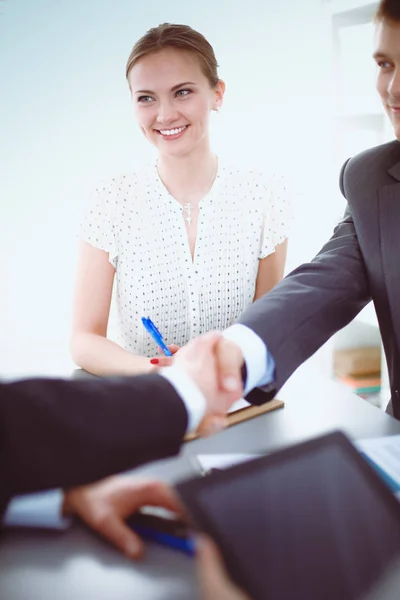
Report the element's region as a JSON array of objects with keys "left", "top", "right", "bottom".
[{"left": 379, "top": 159, "right": 400, "bottom": 344}]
